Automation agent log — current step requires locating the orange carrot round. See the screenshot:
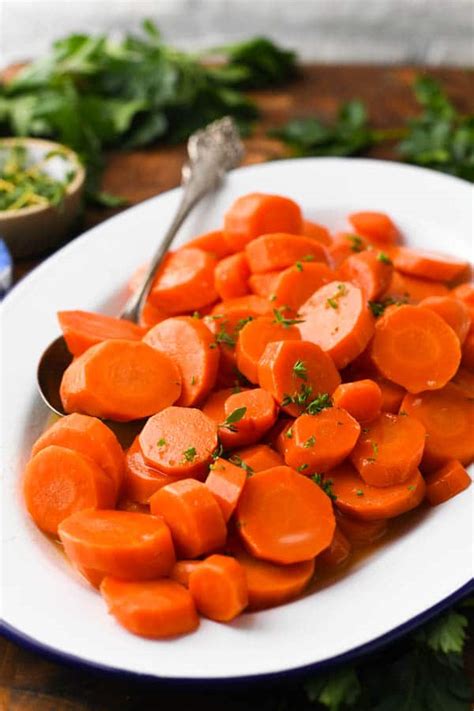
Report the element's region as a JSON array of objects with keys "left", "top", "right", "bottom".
[
  {"left": 245, "top": 233, "right": 327, "bottom": 274},
  {"left": 100, "top": 577, "right": 199, "bottom": 638},
  {"left": 424, "top": 459, "right": 471, "bottom": 506},
  {"left": 232, "top": 443, "right": 284, "bottom": 473},
  {"left": 224, "top": 193, "right": 303, "bottom": 252},
  {"left": 371, "top": 304, "right": 461, "bottom": 393},
  {"left": 348, "top": 211, "right": 399, "bottom": 244},
  {"left": 31, "top": 413, "right": 124, "bottom": 498},
  {"left": 394, "top": 247, "right": 468, "bottom": 283},
  {"left": 227, "top": 539, "right": 315, "bottom": 610},
  {"left": 299, "top": 281, "right": 375, "bottom": 369},
  {"left": 214, "top": 252, "right": 250, "bottom": 300},
  {"left": 58, "top": 310, "right": 145, "bottom": 357},
  {"left": 335, "top": 511, "right": 388, "bottom": 545},
  {"left": 350, "top": 412, "right": 426, "bottom": 486},
  {"left": 58, "top": 510, "right": 176, "bottom": 583},
  {"left": 376, "top": 377, "right": 406, "bottom": 414},
  {"left": 123, "top": 436, "right": 182, "bottom": 504},
  {"left": 330, "top": 462, "right": 426, "bottom": 520},
  {"left": 23, "top": 445, "right": 115, "bottom": 535},
  {"left": 401, "top": 384, "right": 474, "bottom": 469},
  {"left": 452, "top": 282, "right": 474, "bottom": 319},
  {"left": 149, "top": 248, "right": 218, "bottom": 314},
  {"left": 340, "top": 250, "right": 393, "bottom": 301},
  {"left": 257, "top": 339, "right": 341, "bottom": 417},
  {"left": 139, "top": 407, "right": 218, "bottom": 478},
  {"left": 138, "top": 299, "right": 168, "bottom": 329},
  {"left": 150, "top": 478, "right": 227, "bottom": 558},
  {"left": 270, "top": 262, "right": 336, "bottom": 311},
  {"left": 60, "top": 339, "right": 182, "bottom": 422},
  {"left": 170, "top": 560, "right": 202, "bottom": 587},
  {"left": 317, "top": 527, "right": 352, "bottom": 569},
  {"left": 302, "top": 219, "right": 332, "bottom": 246},
  {"left": 236, "top": 465, "right": 335, "bottom": 564},
  {"left": 220, "top": 387, "right": 278, "bottom": 448},
  {"left": 248, "top": 272, "right": 280, "bottom": 298},
  {"left": 327, "top": 232, "right": 370, "bottom": 269},
  {"left": 383, "top": 271, "right": 450, "bottom": 305},
  {"left": 284, "top": 408, "right": 361, "bottom": 473},
  {"left": 183, "top": 229, "right": 231, "bottom": 259},
  {"left": 236, "top": 315, "right": 300, "bottom": 384},
  {"left": 206, "top": 457, "right": 247, "bottom": 521},
  {"left": 419, "top": 296, "right": 471, "bottom": 344},
  {"left": 332, "top": 380, "right": 382, "bottom": 423},
  {"left": 189, "top": 554, "right": 248, "bottom": 622},
  {"left": 201, "top": 387, "right": 243, "bottom": 426},
  {"left": 143, "top": 316, "right": 219, "bottom": 407}
]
